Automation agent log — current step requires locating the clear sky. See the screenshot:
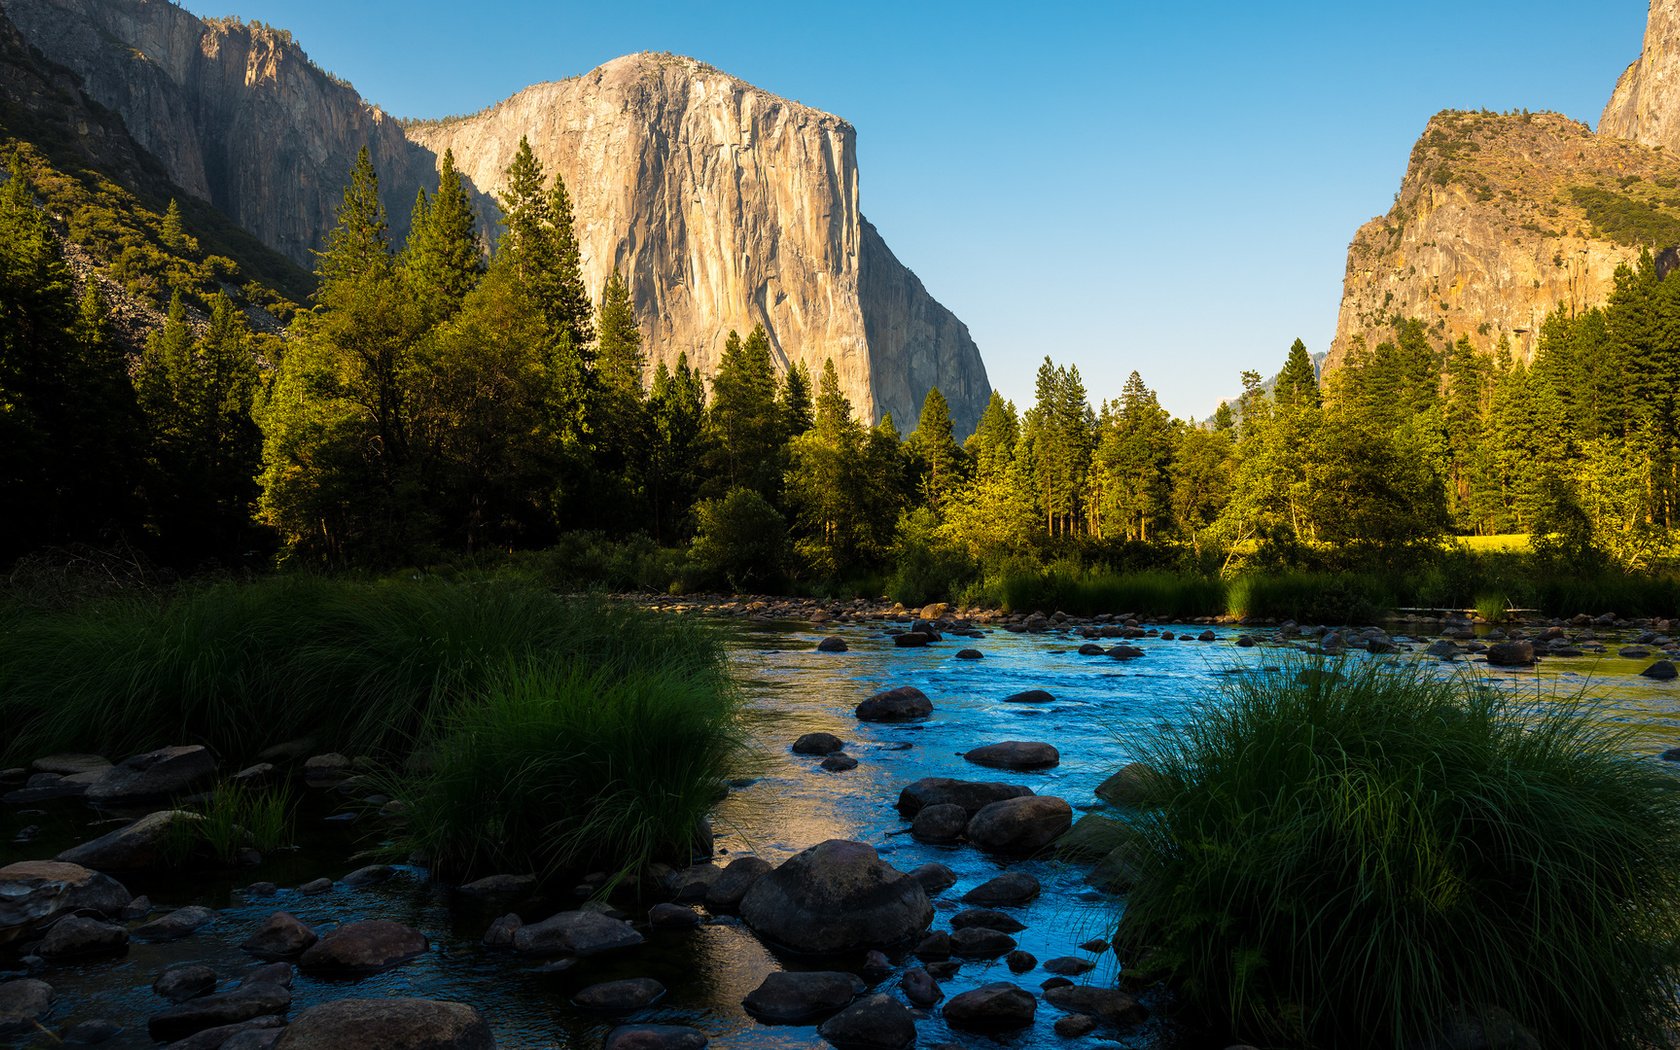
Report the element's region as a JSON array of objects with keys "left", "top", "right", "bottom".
[{"left": 182, "top": 0, "right": 1649, "bottom": 419}]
